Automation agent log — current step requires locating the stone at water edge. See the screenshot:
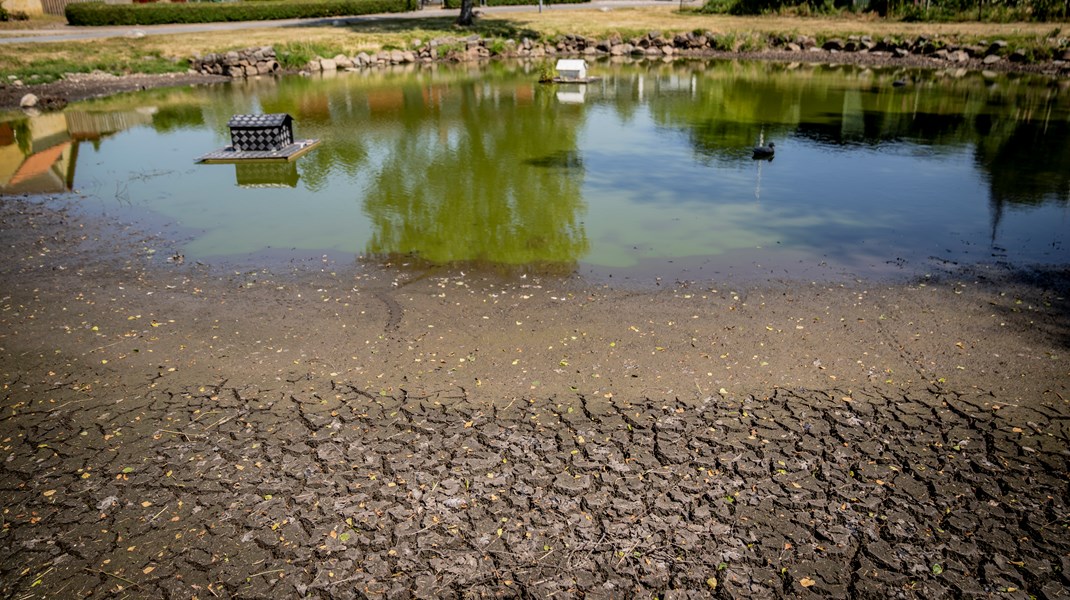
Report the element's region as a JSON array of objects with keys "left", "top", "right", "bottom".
[{"left": 19, "top": 93, "right": 37, "bottom": 108}]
